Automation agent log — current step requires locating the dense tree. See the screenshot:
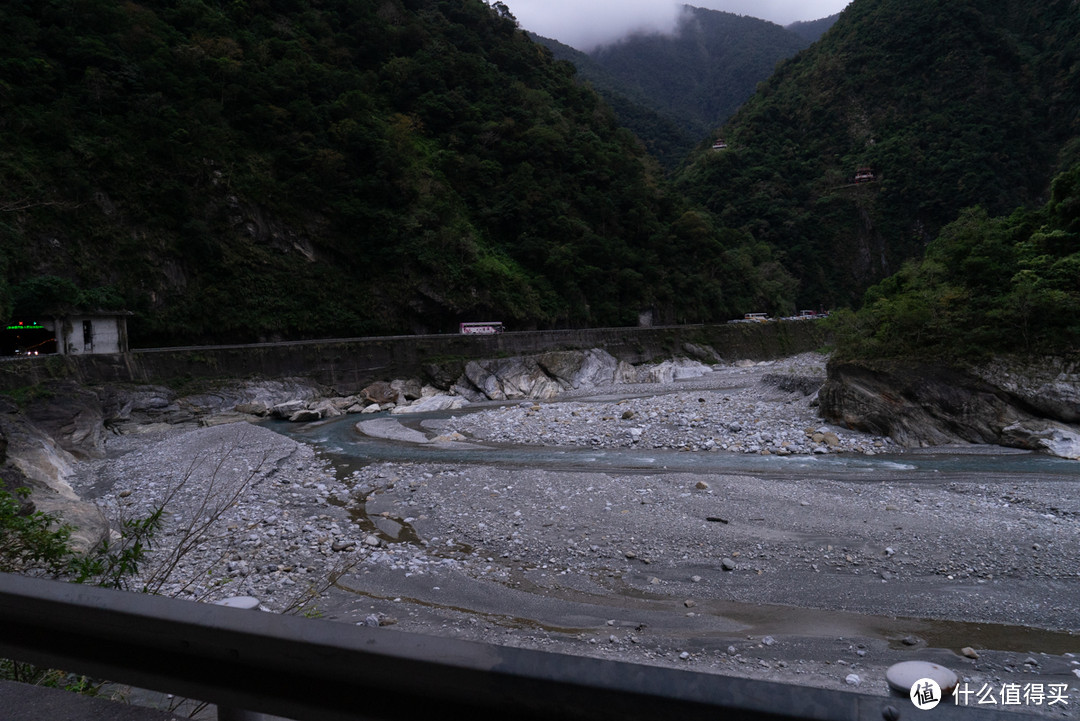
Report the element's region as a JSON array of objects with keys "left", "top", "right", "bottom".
[
  {"left": 677, "top": 0, "right": 1080, "bottom": 309},
  {"left": 0, "top": 0, "right": 793, "bottom": 344},
  {"left": 534, "top": 7, "right": 820, "bottom": 169},
  {"left": 830, "top": 163, "right": 1080, "bottom": 360}
]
